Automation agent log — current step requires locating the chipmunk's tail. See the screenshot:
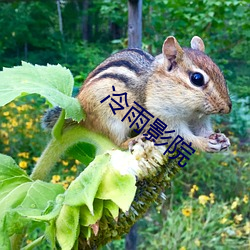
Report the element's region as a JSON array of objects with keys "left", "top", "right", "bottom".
[{"left": 41, "top": 106, "right": 62, "bottom": 130}]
